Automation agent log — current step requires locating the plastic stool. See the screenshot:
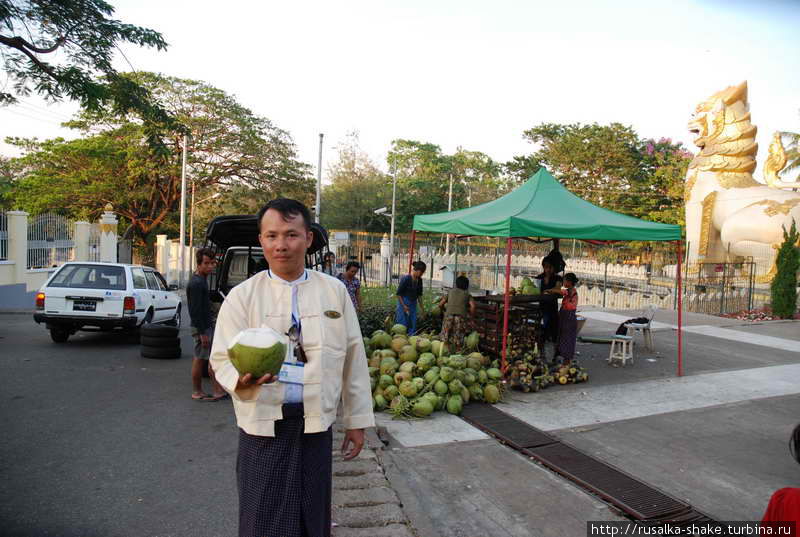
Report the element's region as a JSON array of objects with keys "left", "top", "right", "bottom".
[{"left": 608, "top": 335, "right": 634, "bottom": 366}]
